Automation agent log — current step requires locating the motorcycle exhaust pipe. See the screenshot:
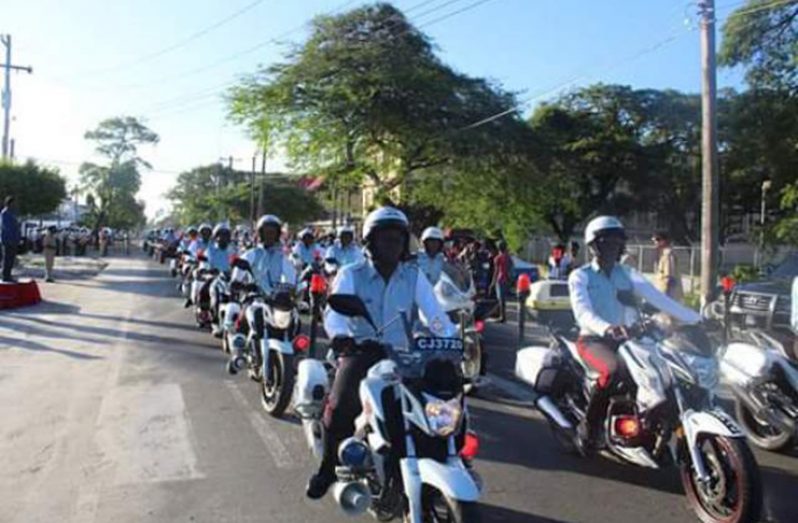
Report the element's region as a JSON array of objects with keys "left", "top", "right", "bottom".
[
  {"left": 332, "top": 481, "right": 370, "bottom": 516},
  {"left": 729, "top": 383, "right": 795, "bottom": 434},
  {"left": 536, "top": 395, "right": 573, "bottom": 430}
]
